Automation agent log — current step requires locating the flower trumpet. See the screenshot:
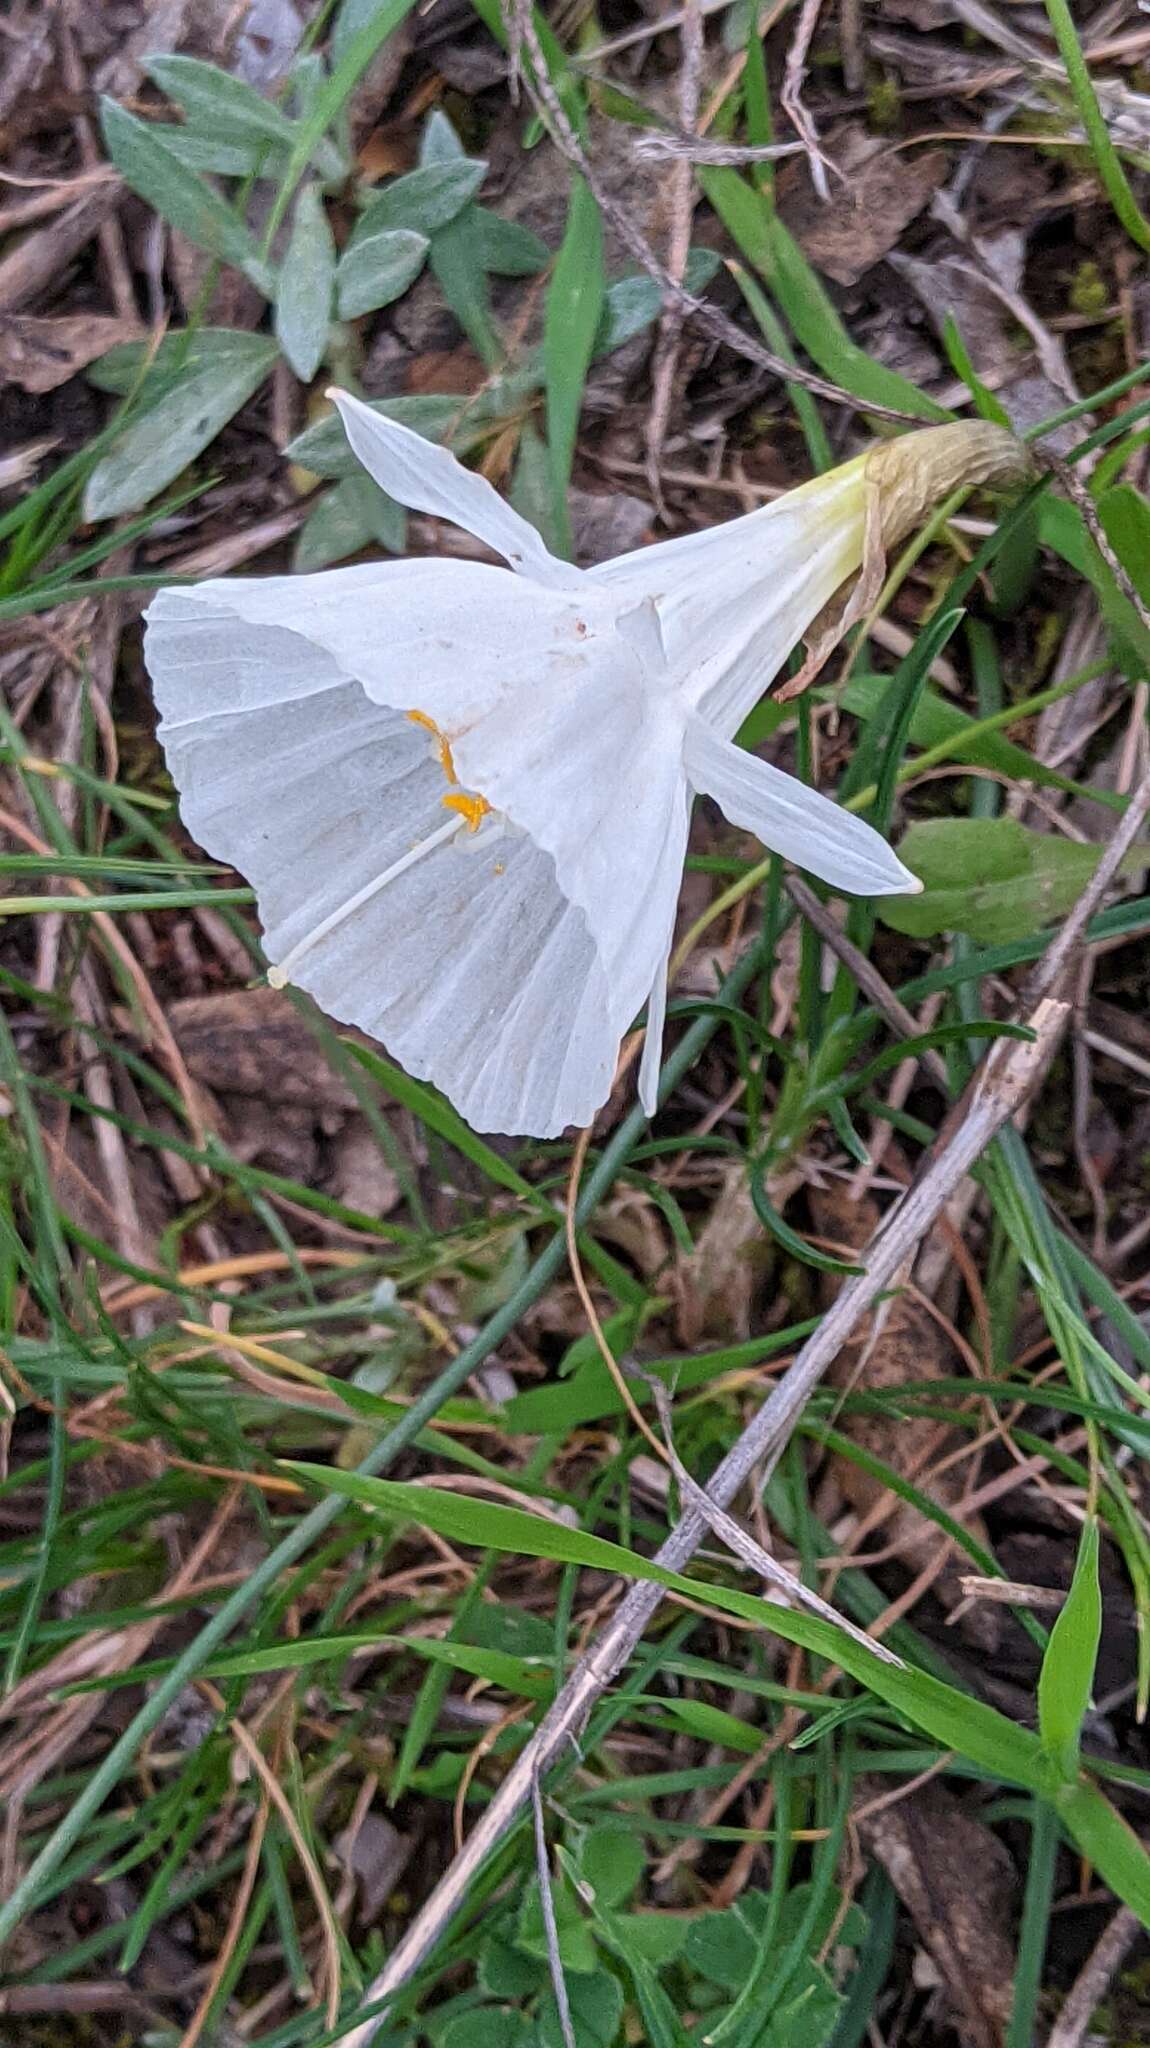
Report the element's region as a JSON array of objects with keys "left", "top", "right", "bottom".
[{"left": 145, "top": 397, "right": 1027, "bottom": 1137}]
